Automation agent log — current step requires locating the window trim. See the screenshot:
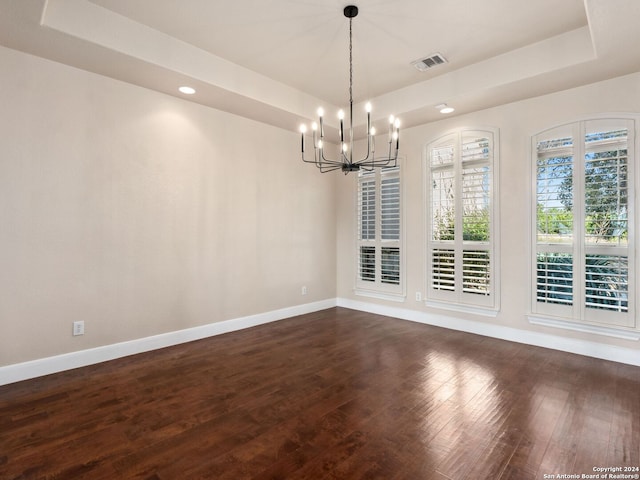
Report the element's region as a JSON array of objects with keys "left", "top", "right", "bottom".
[
  {"left": 424, "top": 127, "right": 500, "bottom": 312},
  {"left": 528, "top": 114, "right": 638, "bottom": 334},
  {"left": 354, "top": 159, "right": 406, "bottom": 300}
]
